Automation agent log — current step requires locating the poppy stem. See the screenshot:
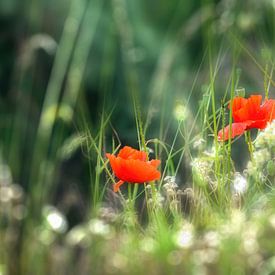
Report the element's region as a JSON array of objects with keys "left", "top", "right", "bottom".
[
  {"left": 245, "top": 131, "right": 254, "bottom": 161},
  {"left": 132, "top": 183, "right": 139, "bottom": 201}
]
